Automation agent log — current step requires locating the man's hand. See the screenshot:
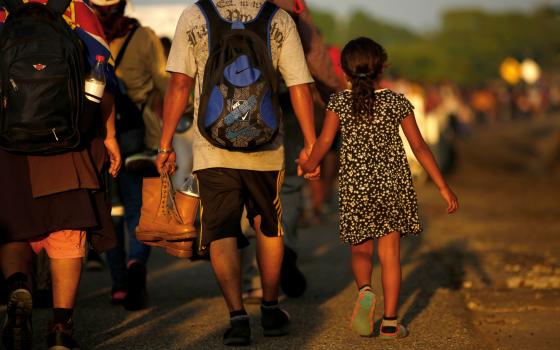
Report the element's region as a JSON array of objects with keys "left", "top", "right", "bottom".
[
  {"left": 156, "top": 151, "right": 177, "bottom": 175},
  {"left": 104, "top": 136, "right": 121, "bottom": 178},
  {"left": 297, "top": 146, "right": 321, "bottom": 180}
]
